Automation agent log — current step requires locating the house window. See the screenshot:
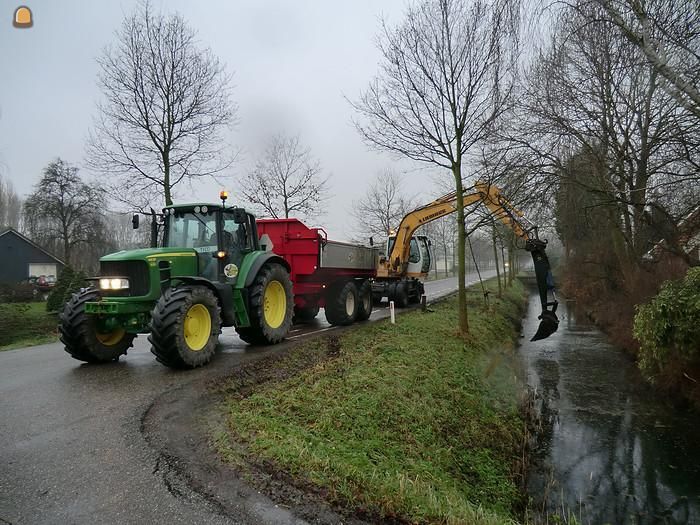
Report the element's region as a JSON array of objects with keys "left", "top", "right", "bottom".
[{"left": 28, "top": 263, "right": 57, "bottom": 280}]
